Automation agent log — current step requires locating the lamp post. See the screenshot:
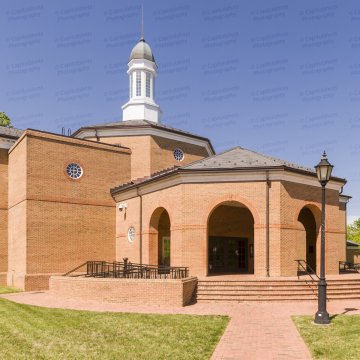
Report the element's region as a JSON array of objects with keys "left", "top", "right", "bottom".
[{"left": 314, "top": 151, "right": 334, "bottom": 325}]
